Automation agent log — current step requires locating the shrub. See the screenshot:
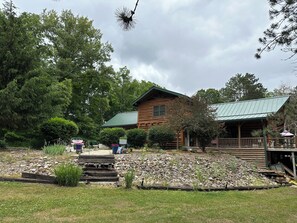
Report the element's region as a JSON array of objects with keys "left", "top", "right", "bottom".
[
  {"left": 54, "top": 163, "right": 82, "bottom": 187},
  {"left": 0, "top": 140, "right": 7, "bottom": 149},
  {"left": 40, "top": 117, "right": 79, "bottom": 144},
  {"left": 148, "top": 125, "right": 175, "bottom": 149},
  {"left": 98, "top": 128, "right": 126, "bottom": 147},
  {"left": 124, "top": 169, "right": 135, "bottom": 189},
  {"left": 43, "top": 144, "right": 65, "bottom": 155},
  {"left": 3, "top": 131, "right": 30, "bottom": 147},
  {"left": 127, "top": 128, "right": 147, "bottom": 148},
  {"left": 4, "top": 131, "right": 26, "bottom": 143}
]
